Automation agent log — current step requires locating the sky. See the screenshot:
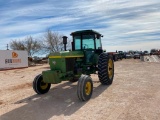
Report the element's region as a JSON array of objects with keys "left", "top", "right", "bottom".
[{"left": 0, "top": 0, "right": 160, "bottom": 53}]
